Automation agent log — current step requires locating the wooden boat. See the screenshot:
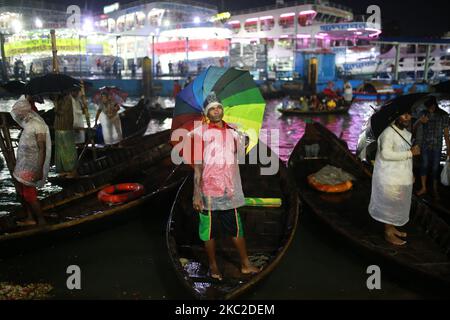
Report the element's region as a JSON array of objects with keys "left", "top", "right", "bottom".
[
  {"left": 353, "top": 81, "right": 398, "bottom": 102},
  {"left": 0, "top": 143, "right": 189, "bottom": 256},
  {"left": 259, "top": 82, "right": 284, "bottom": 99},
  {"left": 48, "top": 129, "right": 171, "bottom": 186},
  {"left": 148, "top": 107, "right": 174, "bottom": 119},
  {"left": 278, "top": 104, "right": 350, "bottom": 116},
  {"left": 166, "top": 146, "right": 300, "bottom": 299},
  {"left": 288, "top": 122, "right": 450, "bottom": 288}
]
